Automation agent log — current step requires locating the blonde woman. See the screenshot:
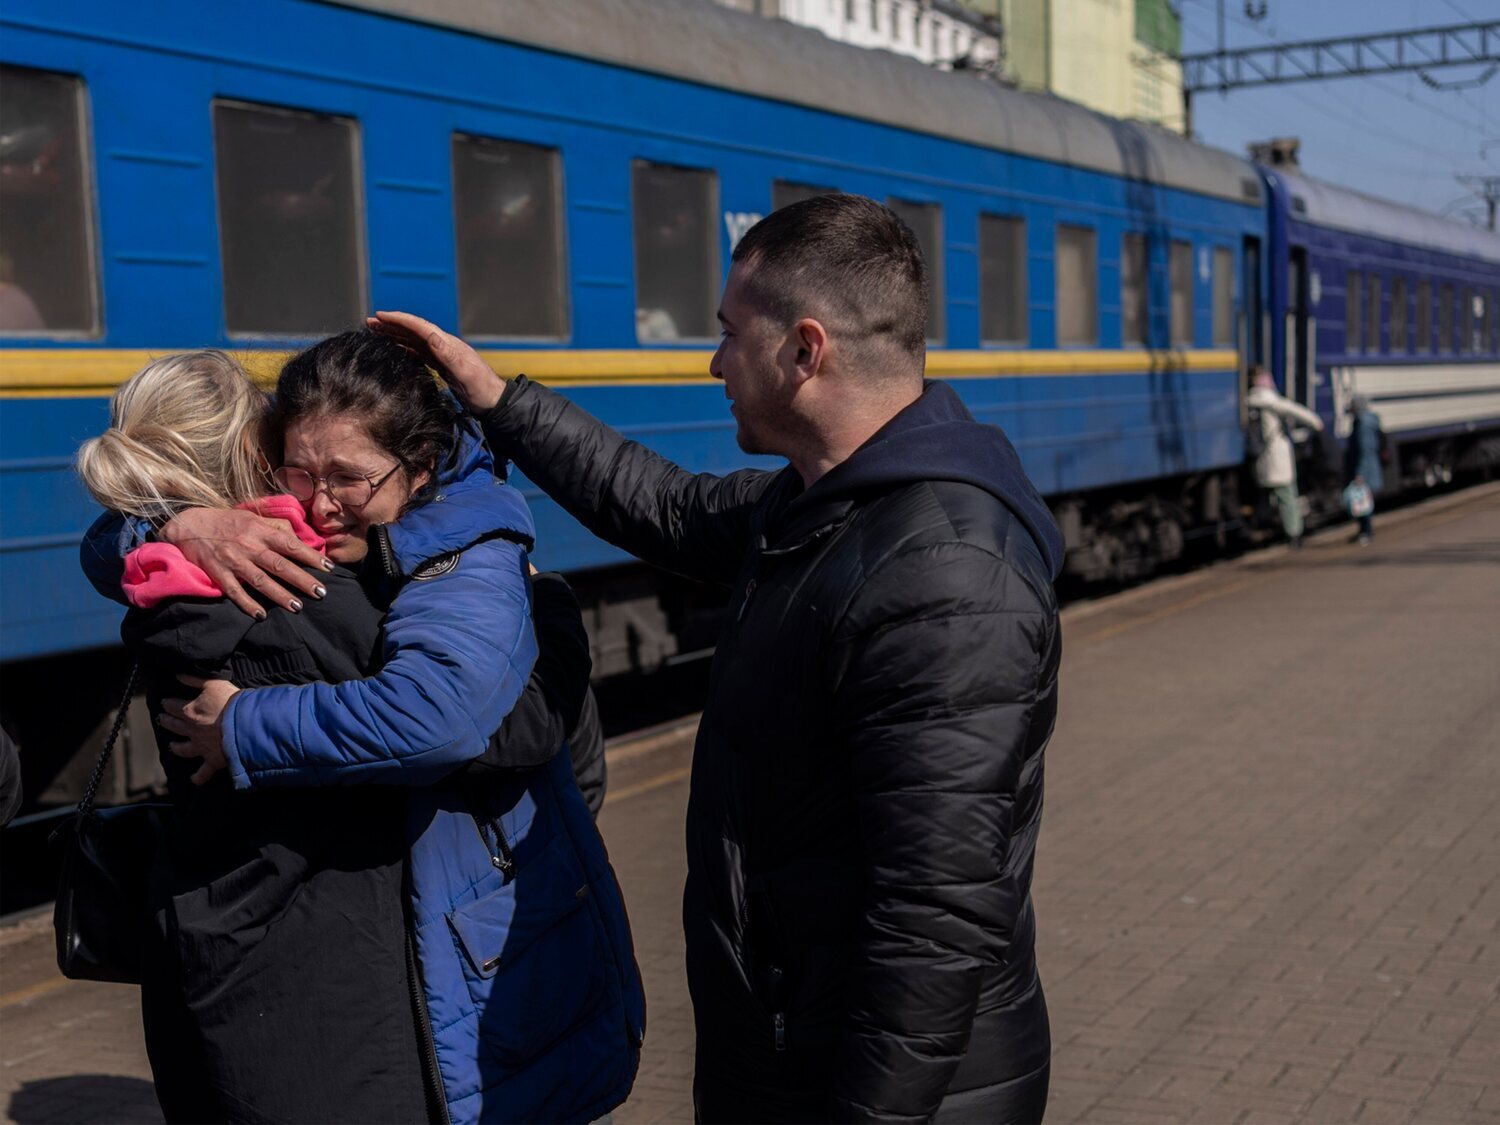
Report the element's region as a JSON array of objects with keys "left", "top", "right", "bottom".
[
  {"left": 78, "top": 349, "right": 429, "bottom": 1122},
  {"left": 78, "top": 338, "right": 642, "bottom": 1125}
]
